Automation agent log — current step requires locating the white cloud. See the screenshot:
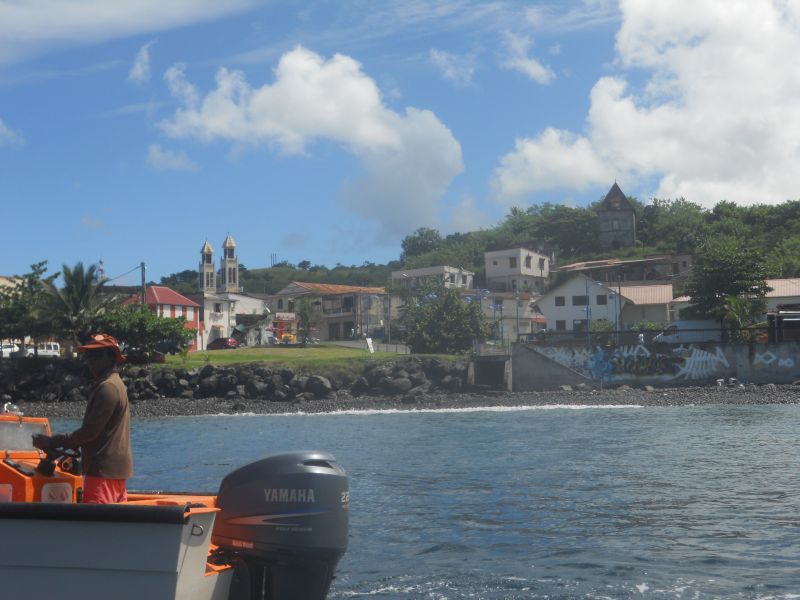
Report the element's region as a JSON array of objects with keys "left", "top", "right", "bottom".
[
  {"left": 146, "top": 144, "right": 198, "bottom": 172},
  {"left": 0, "top": 118, "right": 23, "bottom": 146},
  {"left": 446, "top": 195, "right": 492, "bottom": 233},
  {"left": 0, "top": 0, "right": 258, "bottom": 65},
  {"left": 160, "top": 46, "right": 463, "bottom": 233},
  {"left": 493, "top": 0, "right": 800, "bottom": 207},
  {"left": 128, "top": 41, "right": 155, "bottom": 86},
  {"left": 492, "top": 128, "right": 610, "bottom": 200},
  {"left": 501, "top": 32, "right": 554, "bottom": 85},
  {"left": 430, "top": 48, "right": 476, "bottom": 86}
]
